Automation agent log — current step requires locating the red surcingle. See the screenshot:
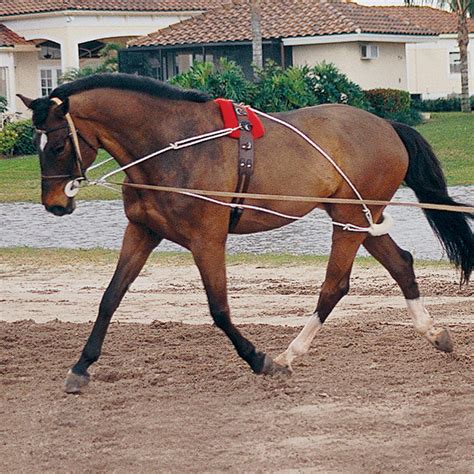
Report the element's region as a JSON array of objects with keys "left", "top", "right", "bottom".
[{"left": 214, "top": 98, "right": 265, "bottom": 139}]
